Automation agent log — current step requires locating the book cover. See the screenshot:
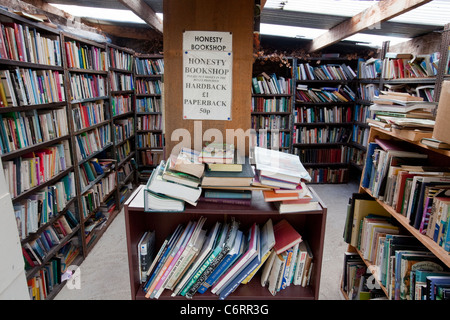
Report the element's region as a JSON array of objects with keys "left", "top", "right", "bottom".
[
  {"left": 201, "top": 159, "right": 254, "bottom": 187},
  {"left": 273, "top": 219, "right": 302, "bottom": 255}
]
